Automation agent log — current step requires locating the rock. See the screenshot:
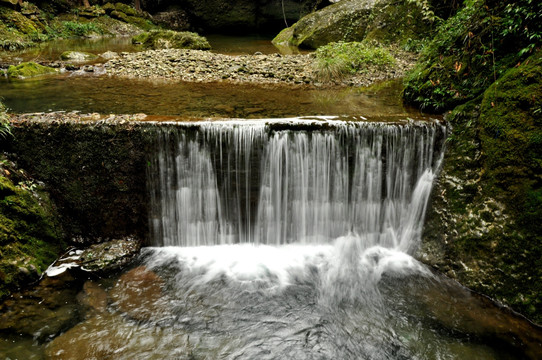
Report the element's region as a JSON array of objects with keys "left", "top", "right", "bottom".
[
  {"left": 45, "top": 312, "right": 192, "bottom": 359},
  {"left": 44, "top": 238, "right": 141, "bottom": 277},
  {"left": 132, "top": 30, "right": 211, "bottom": 50},
  {"left": 0, "top": 276, "right": 80, "bottom": 341},
  {"left": 60, "top": 51, "right": 98, "bottom": 62},
  {"left": 109, "top": 266, "right": 169, "bottom": 322},
  {"left": 79, "top": 238, "right": 141, "bottom": 273},
  {"left": 273, "top": 0, "right": 375, "bottom": 49},
  {"left": 152, "top": 8, "right": 191, "bottom": 31},
  {"left": 99, "top": 51, "right": 118, "bottom": 60},
  {"left": 6, "top": 61, "right": 58, "bottom": 78}
]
